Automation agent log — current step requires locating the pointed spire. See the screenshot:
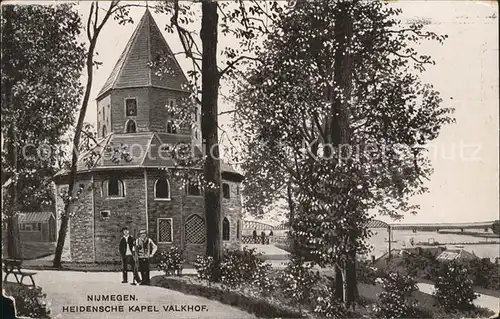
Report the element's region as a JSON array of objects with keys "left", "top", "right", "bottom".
[{"left": 97, "top": 8, "right": 188, "bottom": 99}]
